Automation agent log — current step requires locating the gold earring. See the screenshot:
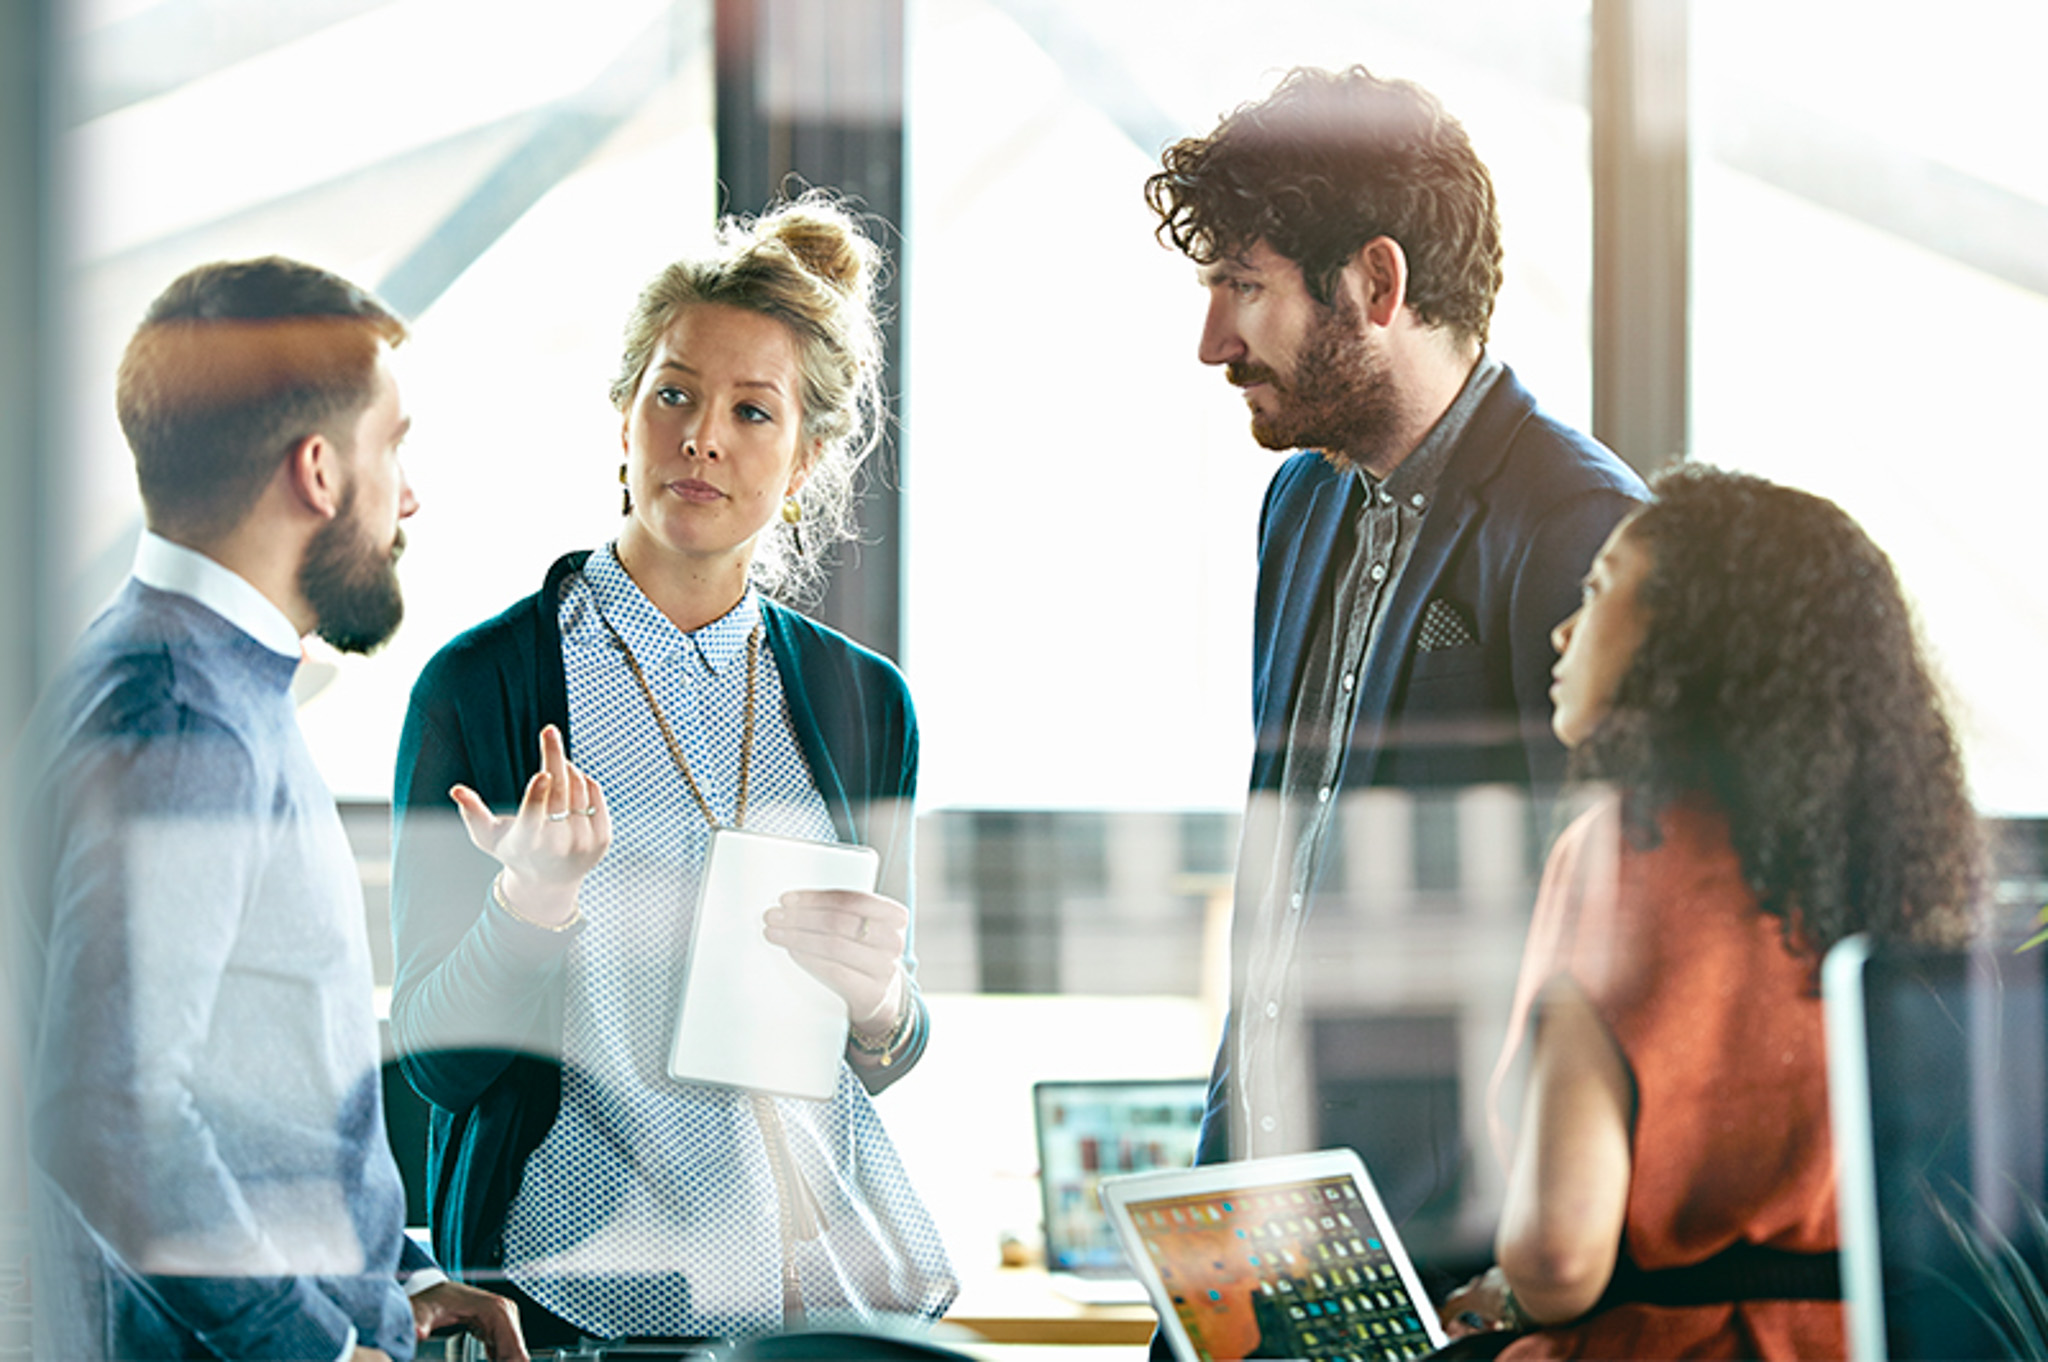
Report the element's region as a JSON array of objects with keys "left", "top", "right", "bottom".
[
  {"left": 619, "top": 463, "right": 631, "bottom": 516},
  {"left": 782, "top": 494, "right": 804, "bottom": 555}
]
